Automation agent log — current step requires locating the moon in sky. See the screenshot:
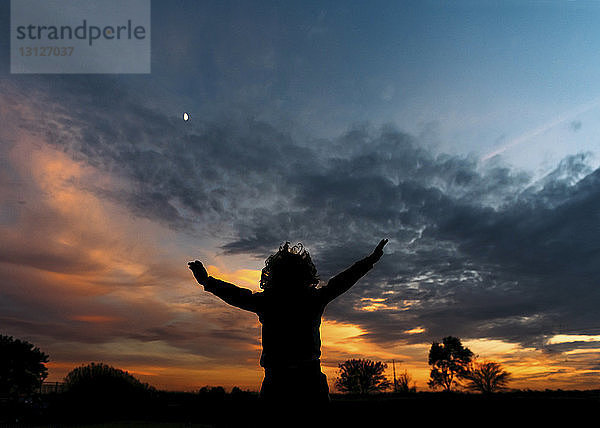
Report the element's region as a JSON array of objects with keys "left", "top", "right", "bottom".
[{"left": 183, "top": 112, "right": 189, "bottom": 121}]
